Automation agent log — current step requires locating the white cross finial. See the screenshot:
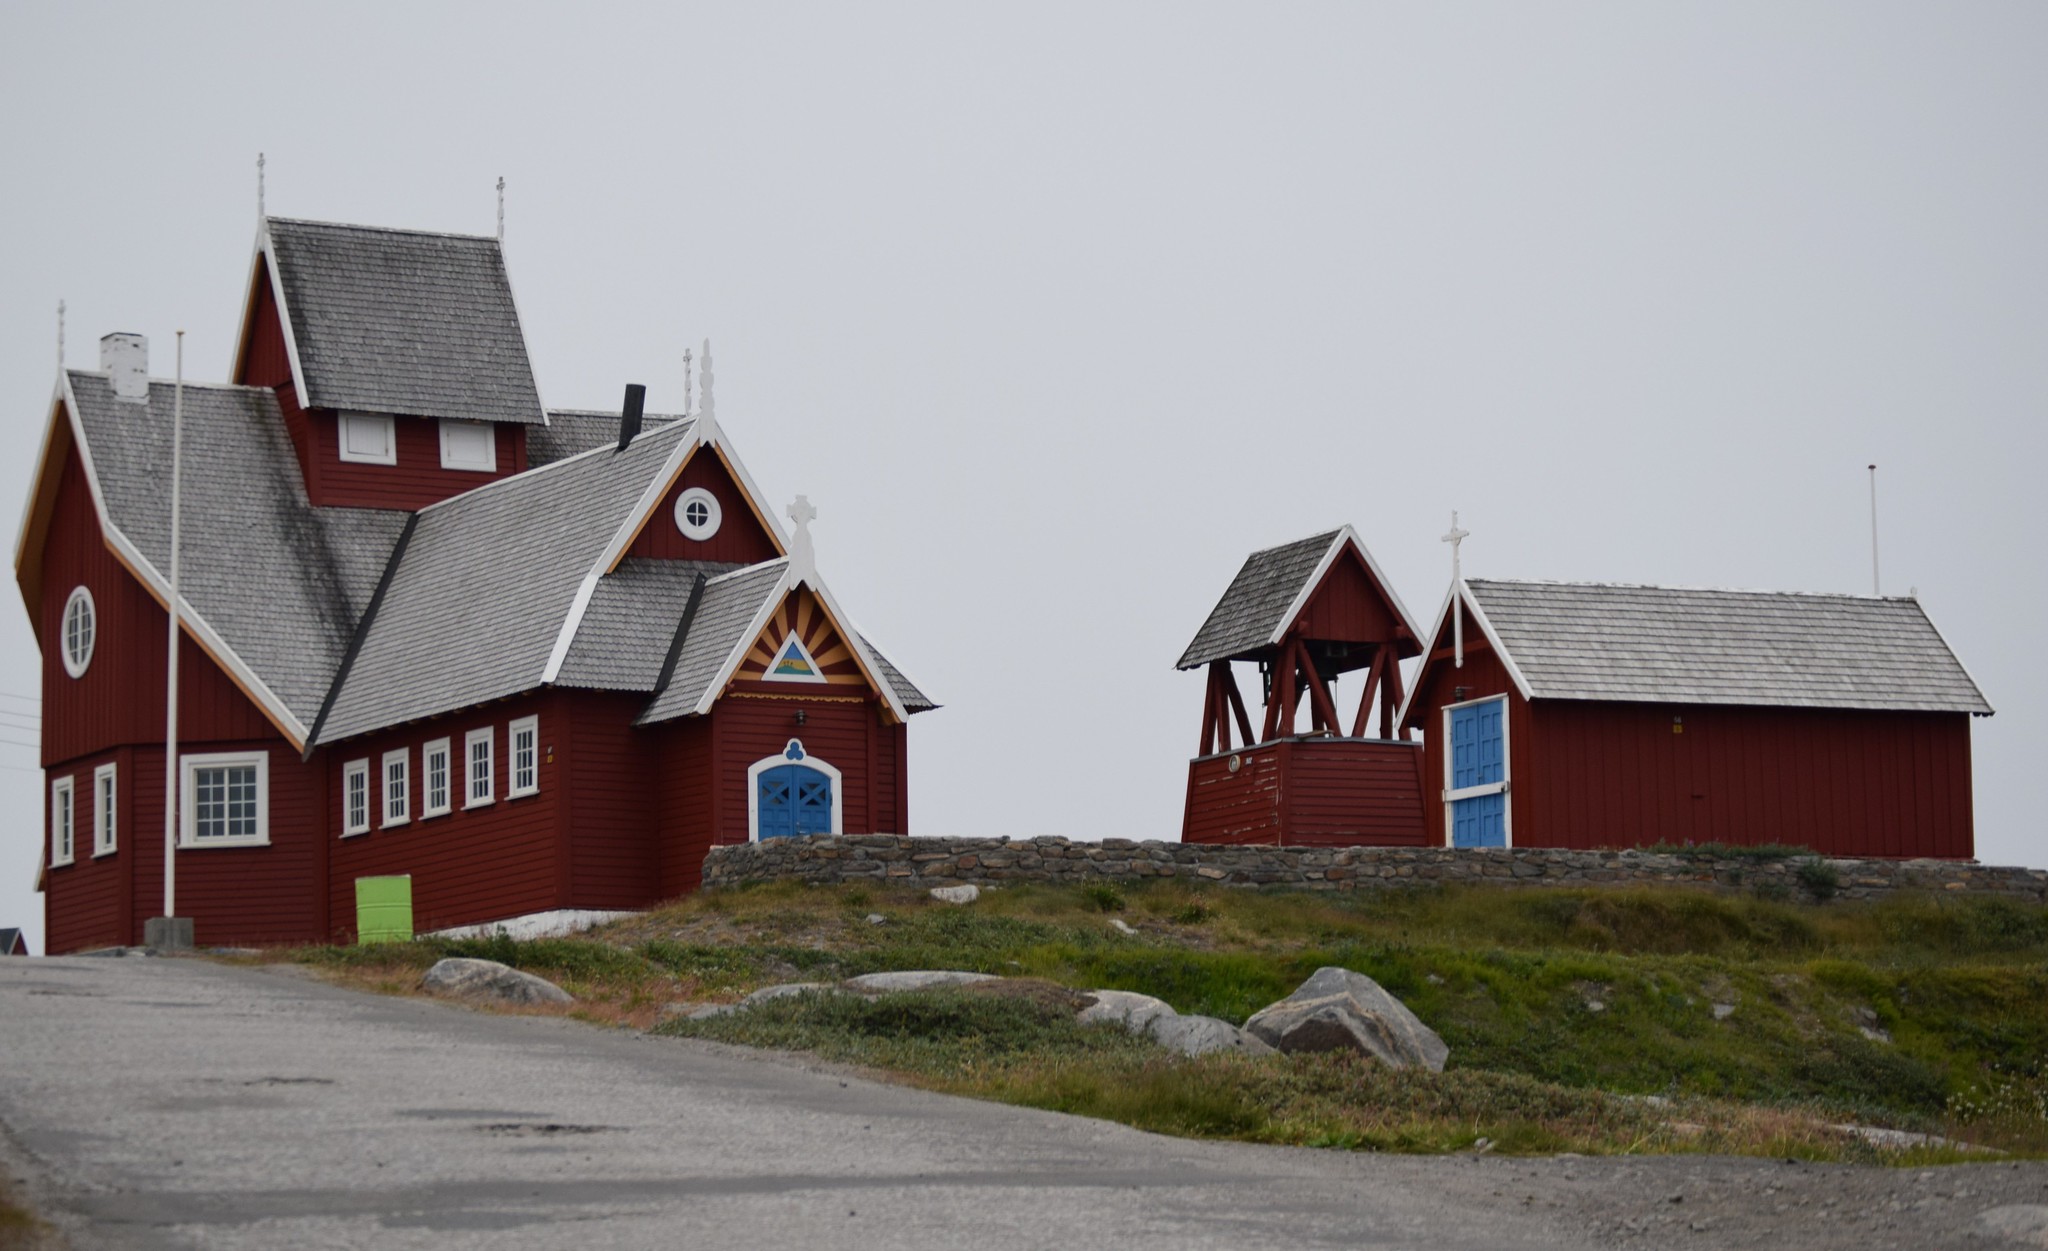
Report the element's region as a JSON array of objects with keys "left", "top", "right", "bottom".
[
  {"left": 257, "top": 152, "right": 265, "bottom": 218},
  {"left": 56, "top": 300, "right": 65, "bottom": 370},
  {"left": 1442, "top": 511, "right": 1470, "bottom": 669},
  {"left": 787, "top": 495, "right": 818, "bottom": 582},
  {"left": 683, "top": 347, "right": 694, "bottom": 416},
  {"left": 694, "top": 338, "right": 721, "bottom": 444},
  {"left": 496, "top": 176, "right": 506, "bottom": 243}
]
